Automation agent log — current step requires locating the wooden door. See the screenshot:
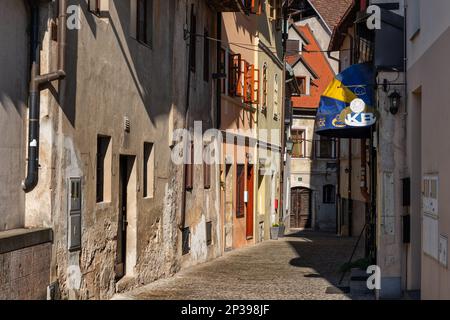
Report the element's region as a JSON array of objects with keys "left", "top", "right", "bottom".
[
  {"left": 290, "top": 187, "right": 312, "bottom": 229},
  {"left": 246, "top": 165, "right": 254, "bottom": 239}
]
